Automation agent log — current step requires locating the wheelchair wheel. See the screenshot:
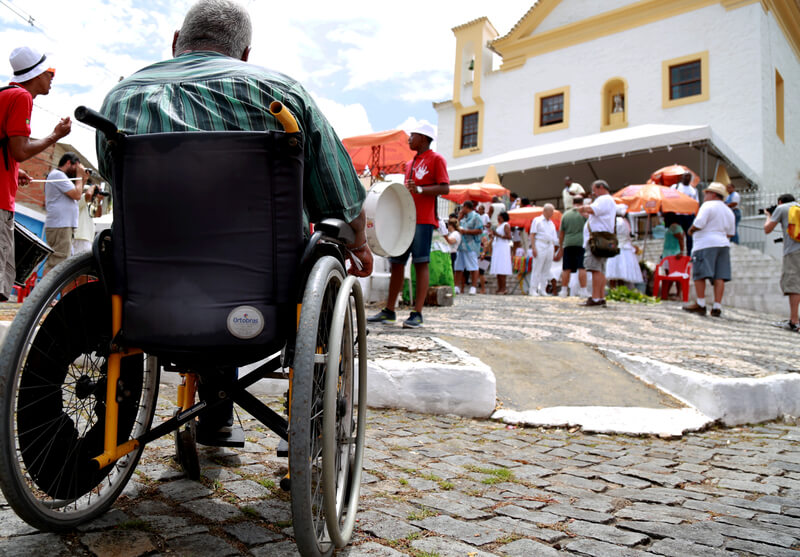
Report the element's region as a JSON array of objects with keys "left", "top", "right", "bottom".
[
  {"left": 0, "top": 252, "right": 160, "bottom": 531},
  {"left": 322, "top": 275, "right": 367, "bottom": 548},
  {"left": 291, "top": 255, "right": 346, "bottom": 557}
]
